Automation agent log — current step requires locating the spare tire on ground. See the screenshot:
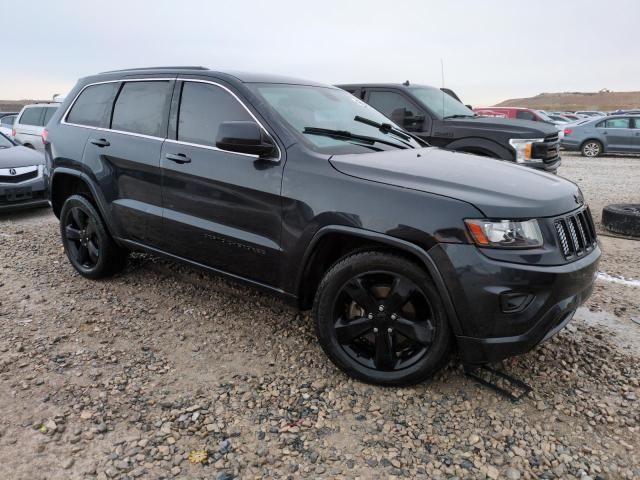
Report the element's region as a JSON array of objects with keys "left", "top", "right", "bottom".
[{"left": 602, "top": 204, "right": 640, "bottom": 237}]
